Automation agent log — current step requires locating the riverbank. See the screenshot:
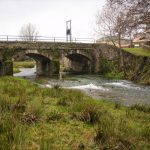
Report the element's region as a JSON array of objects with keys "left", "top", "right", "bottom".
[
  {"left": 0, "top": 77, "right": 149, "bottom": 149},
  {"left": 98, "top": 51, "right": 150, "bottom": 85},
  {"left": 13, "top": 61, "right": 35, "bottom": 73}
]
